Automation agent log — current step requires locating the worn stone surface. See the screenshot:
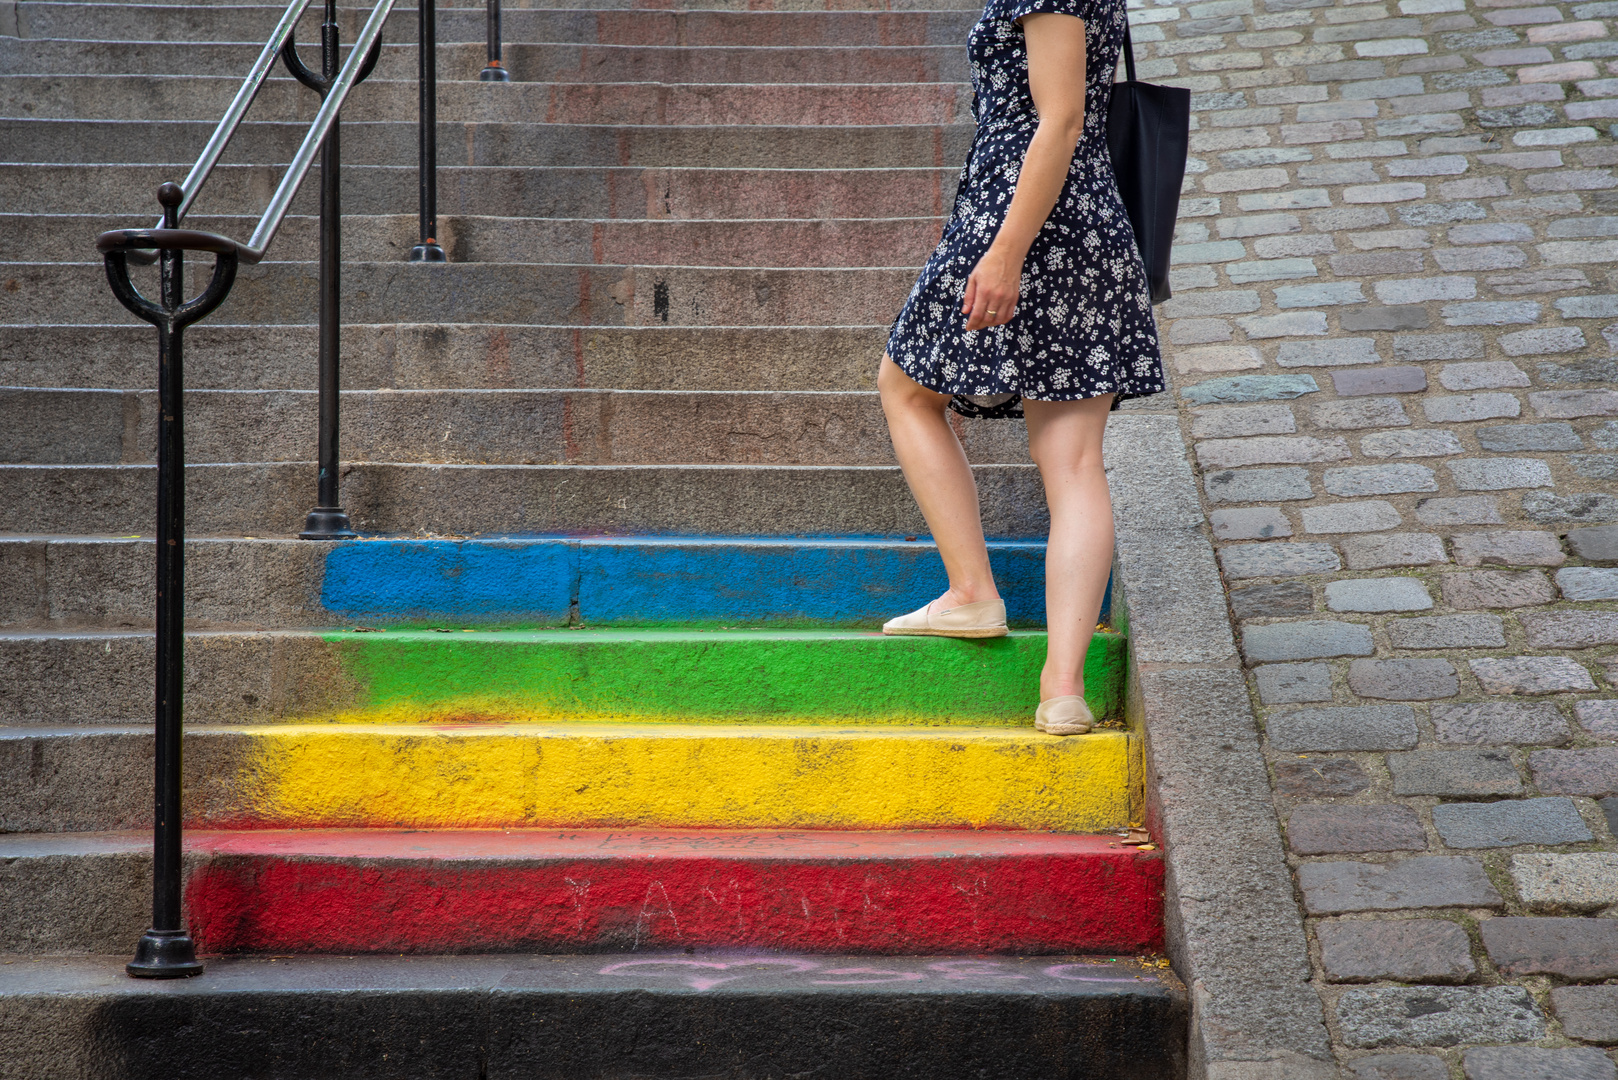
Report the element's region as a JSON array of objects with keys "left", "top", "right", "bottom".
[
  {"left": 1317, "top": 919, "right": 1476, "bottom": 984},
  {"left": 1211, "top": 507, "right": 1293, "bottom": 541},
  {"left": 1440, "top": 570, "right": 1556, "bottom": 609},
  {"left": 1510, "top": 853, "right": 1618, "bottom": 912},
  {"left": 1432, "top": 797, "right": 1594, "bottom": 849},
  {"left": 1348, "top": 659, "right": 1458, "bottom": 701},
  {"left": 1469, "top": 656, "right": 1598, "bottom": 696},
  {"left": 1387, "top": 615, "right": 1505, "bottom": 650},
  {"left": 1567, "top": 524, "right": 1618, "bottom": 562},
  {"left": 1430, "top": 702, "right": 1571, "bottom": 746},
  {"left": 1551, "top": 985, "right": 1618, "bottom": 1045},
  {"left": 1302, "top": 501, "right": 1402, "bottom": 534},
  {"left": 1221, "top": 542, "right": 1342, "bottom": 580},
  {"left": 1480, "top": 917, "right": 1618, "bottom": 980},
  {"left": 1230, "top": 581, "right": 1314, "bottom": 620},
  {"left": 1529, "top": 749, "right": 1618, "bottom": 797},
  {"left": 1520, "top": 611, "right": 1618, "bottom": 649},
  {"left": 1348, "top": 1056, "right": 1449, "bottom": 1080},
  {"left": 1452, "top": 531, "right": 1567, "bottom": 568},
  {"left": 1335, "top": 986, "right": 1546, "bottom": 1048},
  {"left": 1462, "top": 1046, "right": 1617, "bottom": 1080},
  {"left": 1243, "top": 621, "right": 1374, "bottom": 663},
  {"left": 1414, "top": 497, "right": 1503, "bottom": 526},
  {"left": 1558, "top": 566, "right": 1618, "bottom": 601},
  {"left": 1388, "top": 750, "right": 1522, "bottom": 797},
  {"left": 1287, "top": 804, "right": 1428, "bottom": 855},
  {"left": 1341, "top": 533, "right": 1449, "bottom": 570},
  {"left": 1273, "top": 757, "right": 1370, "bottom": 799},
  {"left": 1298, "top": 857, "right": 1504, "bottom": 915},
  {"left": 1268, "top": 705, "right": 1419, "bottom": 753},
  {"left": 1326, "top": 578, "right": 1433, "bottom": 613},
  {"left": 1576, "top": 700, "right": 1618, "bottom": 736},
  {"left": 1255, "top": 663, "right": 1332, "bottom": 705}
]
